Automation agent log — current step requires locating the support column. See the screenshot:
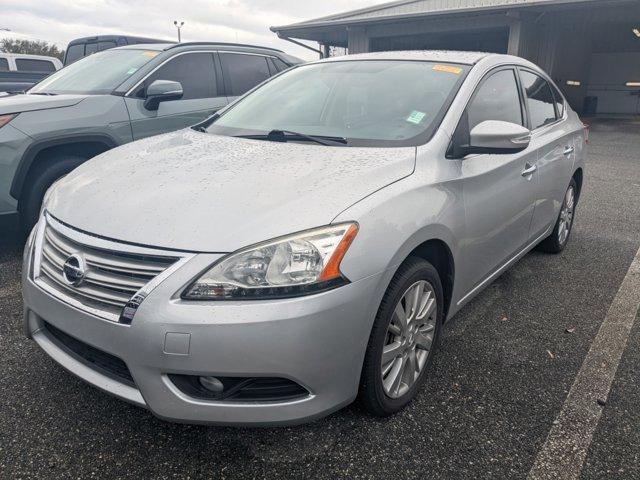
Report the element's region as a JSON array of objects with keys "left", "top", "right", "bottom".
[
  {"left": 507, "top": 20, "right": 523, "bottom": 56},
  {"left": 347, "top": 26, "right": 370, "bottom": 54}
]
